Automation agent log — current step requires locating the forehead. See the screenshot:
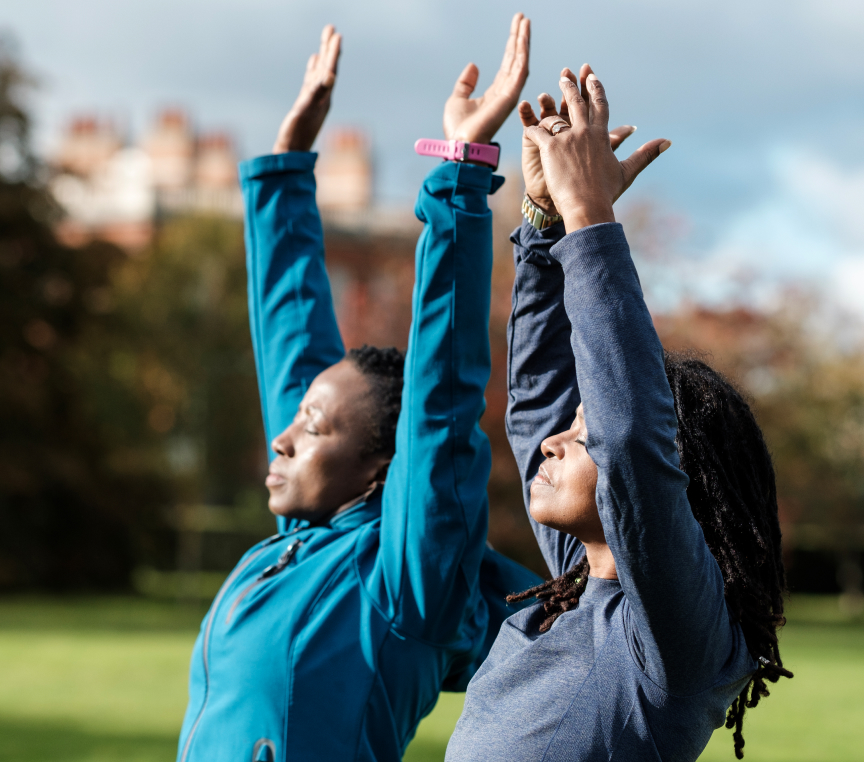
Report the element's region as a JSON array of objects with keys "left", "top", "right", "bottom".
[
  {"left": 303, "top": 361, "right": 373, "bottom": 421},
  {"left": 571, "top": 404, "right": 586, "bottom": 431}
]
